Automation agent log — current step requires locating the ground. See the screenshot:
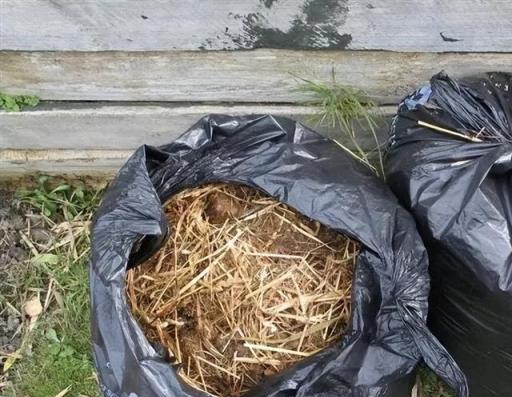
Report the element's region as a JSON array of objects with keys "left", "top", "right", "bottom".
[
  {"left": 0, "top": 176, "right": 103, "bottom": 397},
  {"left": 0, "top": 176, "right": 453, "bottom": 397}
]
